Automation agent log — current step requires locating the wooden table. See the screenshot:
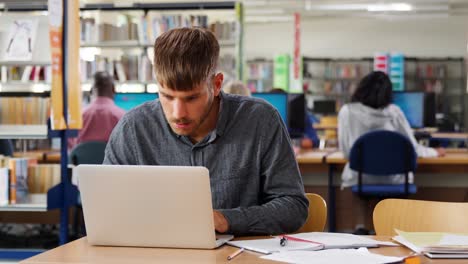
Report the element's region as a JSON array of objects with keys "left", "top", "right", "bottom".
[
  {"left": 20, "top": 236, "right": 465, "bottom": 263},
  {"left": 322, "top": 151, "right": 468, "bottom": 232}
]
